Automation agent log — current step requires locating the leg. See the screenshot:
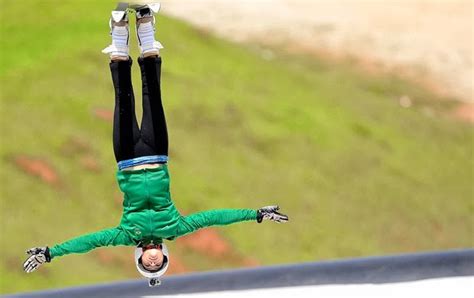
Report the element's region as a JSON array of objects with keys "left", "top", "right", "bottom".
[
  {"left": 138, "top": 55, "right": 169, "bottom": 156},
  {"left": 110, "top": 59, "right": 141, "bottom": 162}
]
